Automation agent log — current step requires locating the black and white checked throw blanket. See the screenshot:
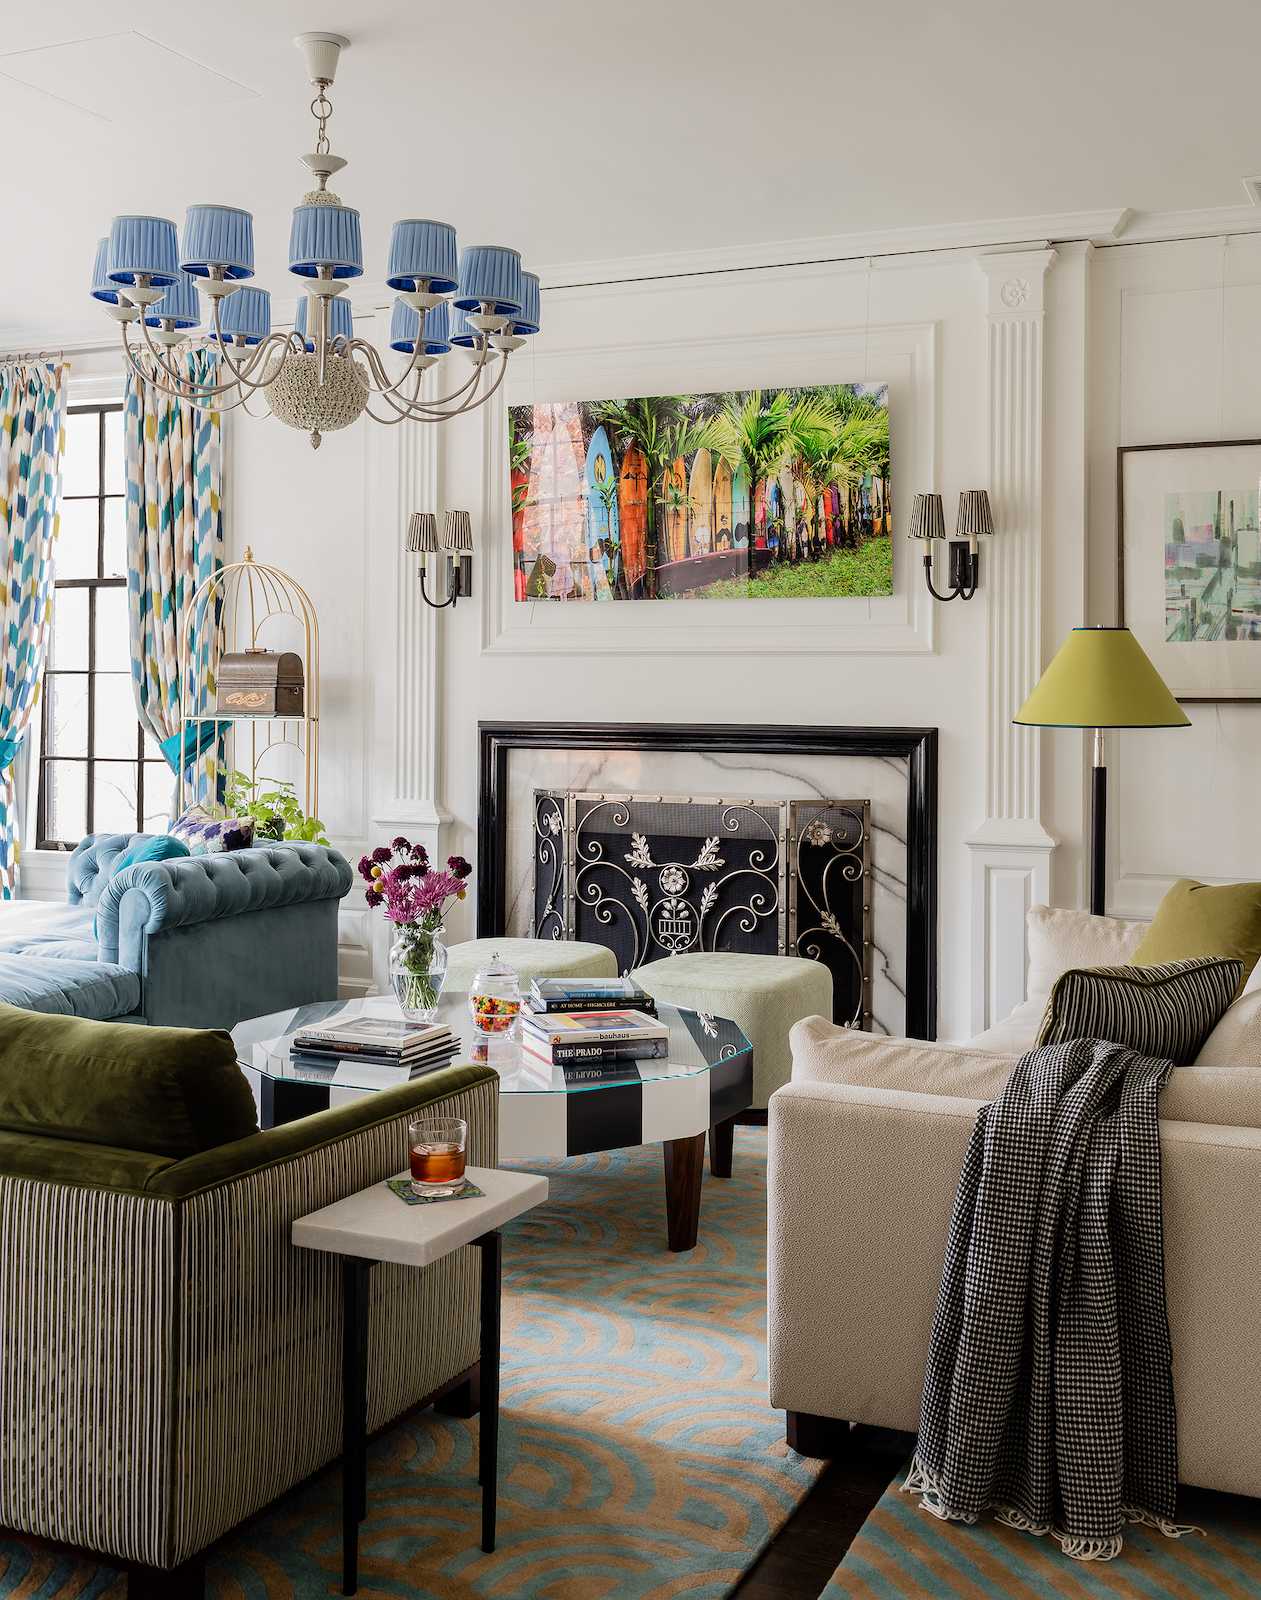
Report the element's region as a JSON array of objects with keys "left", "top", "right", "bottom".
[{"left": 903, "top": 1038, "right": 1197, "bottom": 1561}]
